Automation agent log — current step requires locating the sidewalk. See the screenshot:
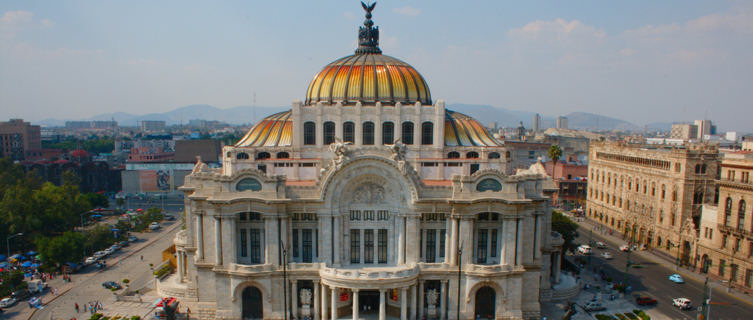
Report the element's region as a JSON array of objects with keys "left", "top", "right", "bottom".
[{"left": 575, "top": 217, "right": 753, "bottom": 308}]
